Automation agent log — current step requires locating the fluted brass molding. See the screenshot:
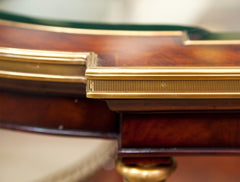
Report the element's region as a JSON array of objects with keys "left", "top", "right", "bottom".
[
  {"left": 2, "top": 46, "right": 240, "bottom": 98},
  {"left": 0, "top": 47, "right": 96, "bottom": 94},
  {"left": 86, "top": 65, "right": 240, "bottom": 99},
  {"left": 116, "top": 159, "right": 177, "bottom": 182}
]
